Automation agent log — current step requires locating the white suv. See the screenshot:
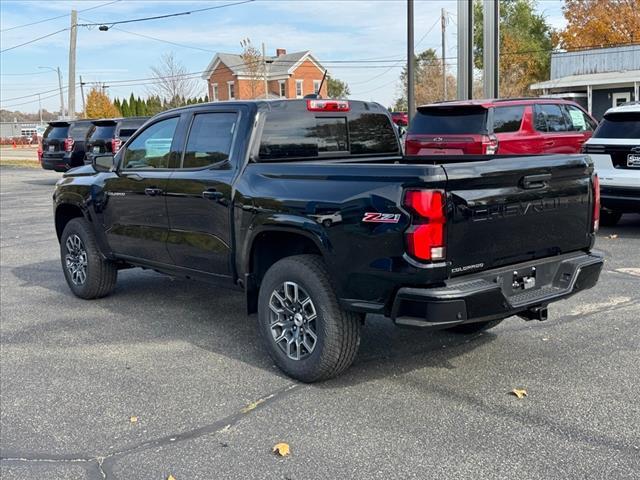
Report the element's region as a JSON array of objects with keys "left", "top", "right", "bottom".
[{"left": 583, "top": 103, "right": 640, "bottom": 226}]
